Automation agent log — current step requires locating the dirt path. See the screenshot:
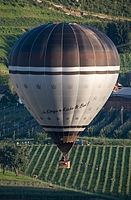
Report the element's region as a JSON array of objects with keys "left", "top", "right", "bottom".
[{"left": 48, "top": 1, "right": 131, "bottom": 22}]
